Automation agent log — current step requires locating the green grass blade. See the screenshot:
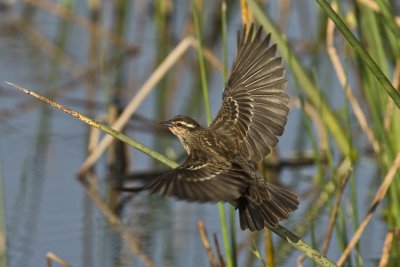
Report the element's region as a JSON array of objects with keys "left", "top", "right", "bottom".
[
  {"left": 193, "top": 2, "right": 233, "bottom": 267},
  {"left": 247, "top": 0, "right": 355, "bottom": 158},
  {"left": 192, "top": 1, "right": 212, "bottom": 124},
  {"left": 315, "top": 0, "right": 400, "bottom": 108},
  {"left": 3, "top": 80, "right": 340, "bottom": 266}
]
